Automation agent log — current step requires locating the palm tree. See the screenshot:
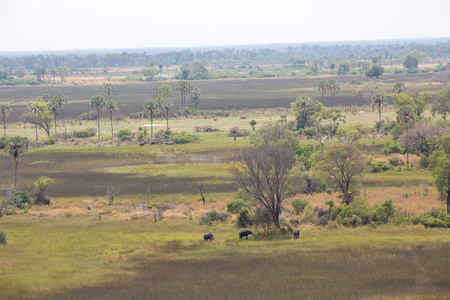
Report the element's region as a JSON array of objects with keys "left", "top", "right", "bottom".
[
  {"left": 26, "top": 103, "right": 39, "bottom": 140},
  {"left": 6, "top": 136, "right": 29, "bottom": 190},
  {"left": 326, "top": 80, "right": 340, "bottom": 106},
  {"left": 0, "top": 104, "right": 11, "bottom": 136},
  {"left": 176, "top": 81, "right": 190, "bottom": 110},
  {"left": 102, "top": 83, "right": 115, "bottom": 101},
  {"left": 143, "top": 99, "right": 158, "bottom": 137},
  {"left": 161, "top": 100, "right": 174, "bottom": 131},
  {"left": 189, "top": 86, "right": 201, "bottom": 109},
  {"left": 91, "top": 95, "right": 106, "bottom": 141},
  {"left": 393, "top": 82, "right": 406, "bottom": 94},
  {"left": 371, "top": 92, "right": 387, "bottom": 133},
  {"left": 40, "top": 93, "right": 52, "bottom": 103},
  {"left": 317, "top": 81, "right": 326, "bottom": 101},
  {"left": 105, "top": 100, "right": 118, "bottom": 139},
  {"left": 48, "top": 94, "right": 67, "bottom": 140},
  {"left": 397, "top": 105, "right": 416, "bottom": 164}
]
